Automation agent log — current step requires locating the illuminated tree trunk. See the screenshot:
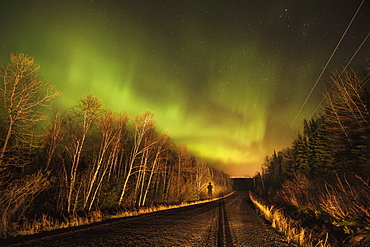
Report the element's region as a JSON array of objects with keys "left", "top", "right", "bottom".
[
  {"left": 118, "top": 111, "right": 155, "bottom": 206},
  {"left": 135, "top": 147, "right": 149, "bottom": 206},
  {"left": 83, "top": 112, "right": 124, "bottom": 210},
  {"left": 177, "top": 154, "right": 181, "bottom": 199},
  {"left": 65, "top": 93, "right": 102, "bottom": 214},
  {"left": 176, "top": 144, "right": 191, "bottom": 201},
  {"left": 44, "top": 113, "right": 66, "bottom": 170},
  {"left": 0, "top": 53, "right": 59, "bottom": 235},
  {"left": 195, "top": 159, "right": 210, "bottom": 196},
  {"left": 160, "top": 152, "right": 170, "bottom": 202},
  {"left": 165, "top": 162, "right": 176, "bottom": 203},
  {"left": 176, "top": 144, "right": 187, "bottom": 200},
  {"left": 140, "top": 133, "right": 167, "bottom": 207}
]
